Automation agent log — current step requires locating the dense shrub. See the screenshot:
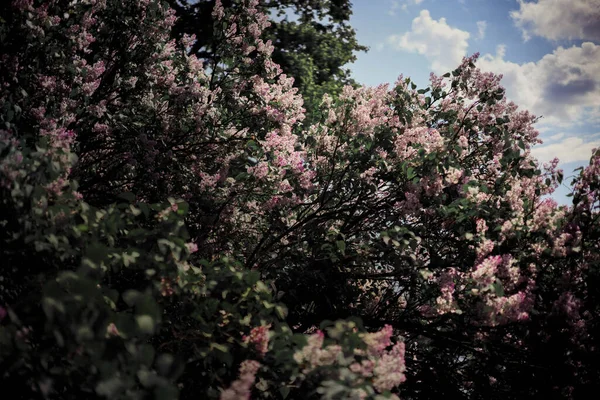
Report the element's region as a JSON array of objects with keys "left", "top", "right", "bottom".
[{"left": 1, "top": 0, "right": 598, "bottom": 399}]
